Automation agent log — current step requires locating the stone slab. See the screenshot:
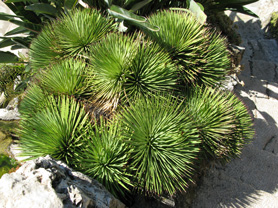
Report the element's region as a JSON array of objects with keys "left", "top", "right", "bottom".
[
  {"left": 0, "top": 108, "right": 20, "bottom": 120},
  {"left": 192, "top": 166, "right": 278, "bottom": 208},
  {"left": 220, "top": 145, "right": 278, "bottom": 193}
]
